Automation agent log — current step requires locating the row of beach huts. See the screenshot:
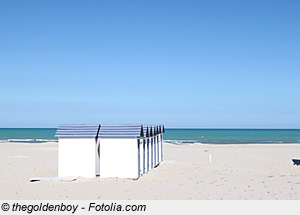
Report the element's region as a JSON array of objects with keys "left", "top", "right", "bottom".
[{"left": 55, "top": 124, "right": 165, "bottom": 179}]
